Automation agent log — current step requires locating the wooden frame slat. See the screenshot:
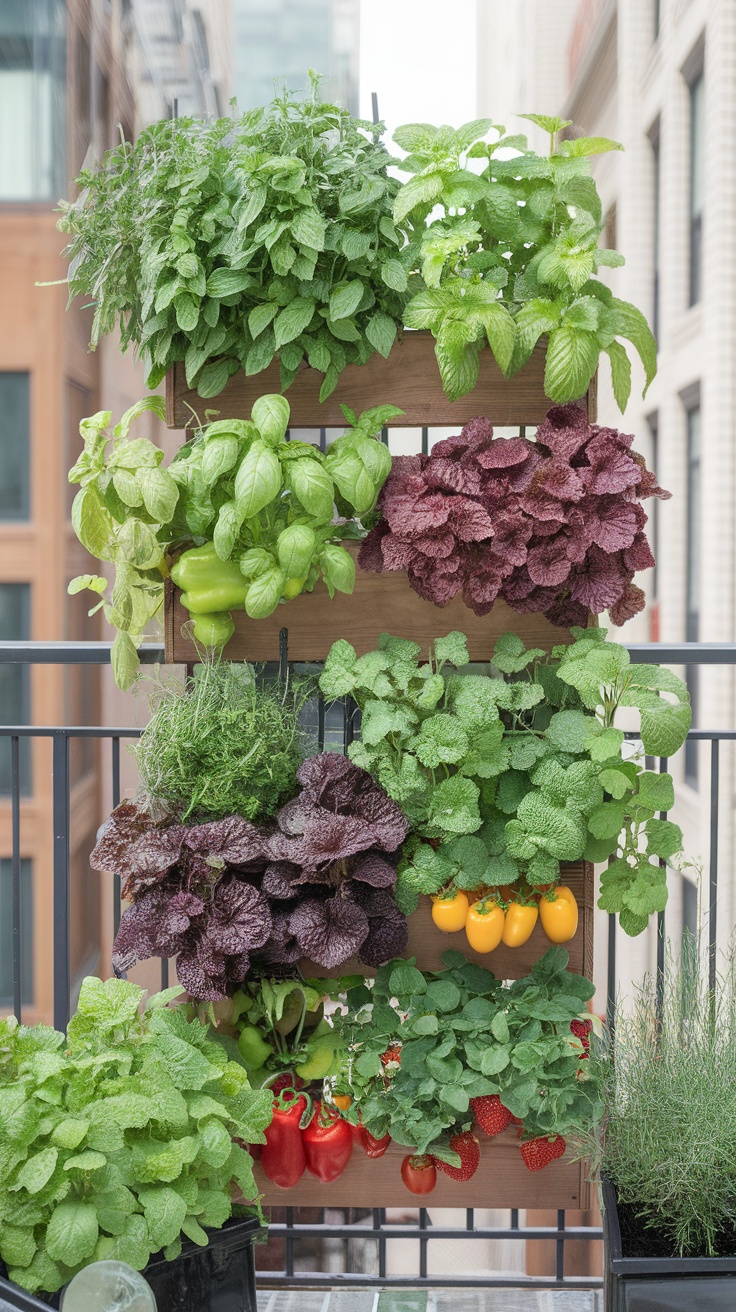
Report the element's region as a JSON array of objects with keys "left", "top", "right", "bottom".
[{"left": 166, "top": 334, "right": 597, "bottom": 430}]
